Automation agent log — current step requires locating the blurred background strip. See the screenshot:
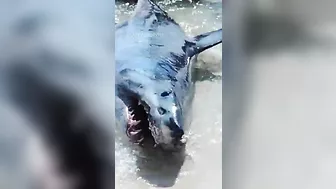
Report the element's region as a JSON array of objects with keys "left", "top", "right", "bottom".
[
  {"left": 223, "top": 0, "right": 336, "bottom": 189},
  {"left": 0, "top": 0, "right": 115, "bottom": 189}
]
